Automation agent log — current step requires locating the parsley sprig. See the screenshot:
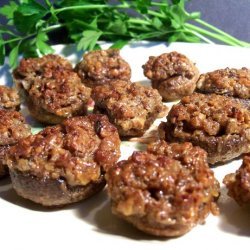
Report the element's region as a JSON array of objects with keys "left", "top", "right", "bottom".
[{"left": 1, "top": 0, "right": 249, "bottom": 68}]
